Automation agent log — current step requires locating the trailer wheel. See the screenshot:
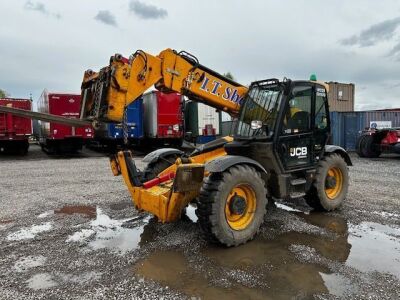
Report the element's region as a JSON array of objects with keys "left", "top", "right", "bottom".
[
  {"left": 196, "top": 165, "right": 267, "bottom": 247},
  {"left": 360, "top": 135, "right": 381, "bottom": 158},
  {"left": 355, "top": 135, "right": 366, "bottom": 157},
  {"left": 143, "top": 154, "right": 177, "bottom": 181},
  {"left": 19, "top": 141, "right": 29, "bottom": 156},
  {"left": 305, "top": 154, "right": 349, "bottom": 211}
]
